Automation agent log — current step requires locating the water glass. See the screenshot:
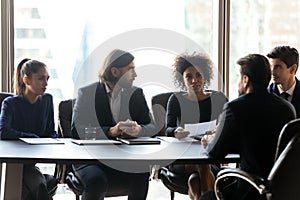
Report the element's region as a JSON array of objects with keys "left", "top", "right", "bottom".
[{"left": 84, "top": 127, "right": 97, "bottom": 140}]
